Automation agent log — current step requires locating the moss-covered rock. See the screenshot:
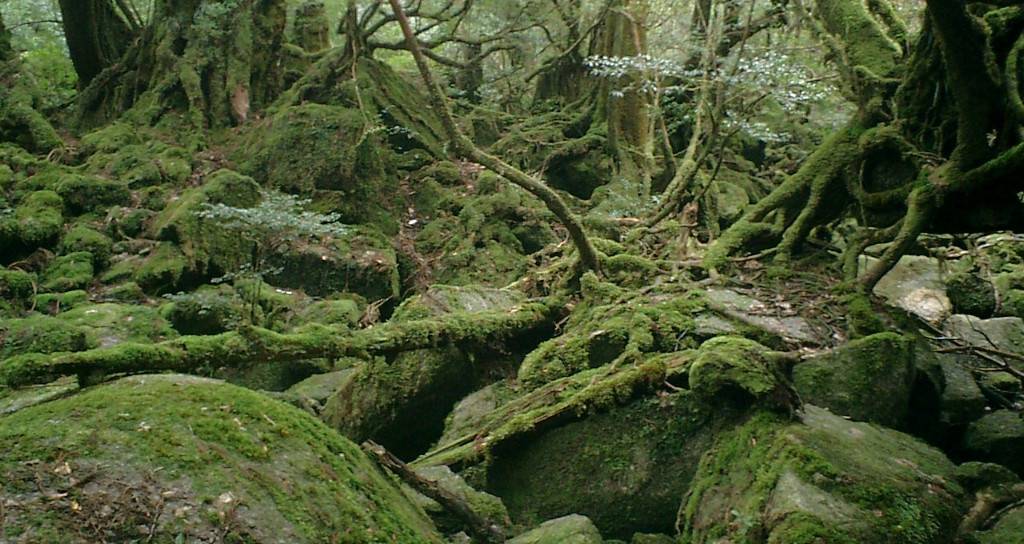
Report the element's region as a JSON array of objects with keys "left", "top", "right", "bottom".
[
  {"left": 690, "top": 336, "right": 799, "bottom": 413},
  {"left": 0, "top": 267, "right": 35, "bottom": 311},
  {"left": 0, "top": 190, "right": 63, "bottom": 254},
  {"left": 322, "top": 285, "right": 532, "bottom": 459},
  {"left": 508, "top": 515, "right": 603, "bottom": 544},
  {"left": 962, "top": 410, "right": 1024, "bottom": 475},
  {"left": 679, "top": 406, "right": 967, "bottom": 544},
  {"left": 265, "top": 226, "right": 400, "bottom": 301},
  {"left": 163, "top": 284, "right": 250, "bottom": 335},
  {"left": 84, "top": 138, "right": 192, "bottom": 188},
  {"left": 149, "top": 169, "right": 261, "bottom": 279},
  {"left": 59, "top": 225, "right": 113, "bottom": 268},
  {"left": 792, "top": 332, "right": 914, "bottom": 428},
  {"left": 53, "top": 173, "right": 131, "bottom": 215},
  {"left": 239, "top": 103, "right": 399, "bottom": 232},
  {"left": 946, "top": 270, "right": 996, "bottom": 318},
  {"left": 40, "top": 252, "right": 94, "bottom": 292},
  {"left": 0, "top": 374, "right": 442, "bottom": 543},
  {"left": 486, "top": 391, "right": 745, "bottom": 539},
  {"left": 975, "top": 504, "right": 1024, "bottom": 544},
  {"left": 52, "top": 303, "right": 175, "bottom": 348},
  {"left": 0, "top": 315, "right": 89, "bottom": 359},
  {"left": 34, "top": 290, "right": 90, "bottom": 312}
]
